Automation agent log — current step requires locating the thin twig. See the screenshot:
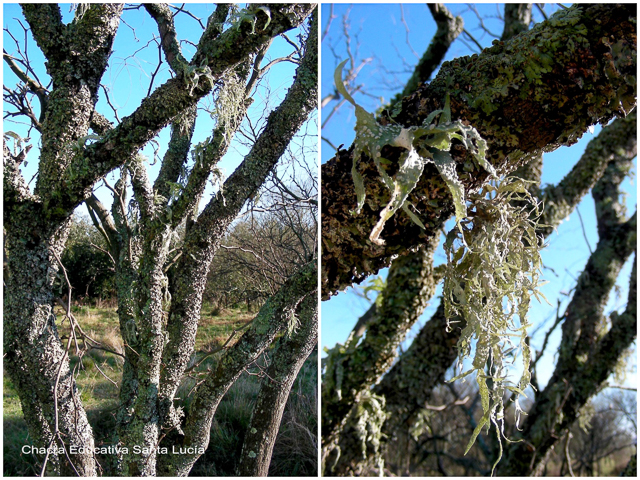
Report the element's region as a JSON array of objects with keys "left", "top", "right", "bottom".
[
  {"left": 565, "top": 431, "right": 575, "bottom": 477},
  {"left": 321, "top": 4, "right": 336, "bottom": 41},
  {"left": 606, "top": 385, "right": 637, "bottom": 391},
  {"left": 93, "top": 361, "right": 119, "bottom": 388},
  {"left": 399, "top": 5, "right": 419, "bottom": 59},
  {"left": 575, "top": 205, "right": 593, "bottom": 254},
  {"left": 462, "top": 29, "right": 483, "bottom": 52},
  {"left": 55, "top": 298, "right": 125, "bottom": 359},
  {"left": 535, "top": 4, "right": 549, "bottom": 21},
  {"left": 532, "top": 299, "right": 564, "bottom": 372}
]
